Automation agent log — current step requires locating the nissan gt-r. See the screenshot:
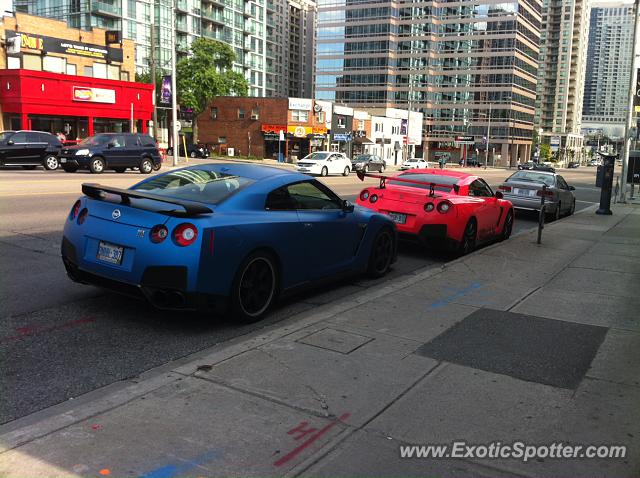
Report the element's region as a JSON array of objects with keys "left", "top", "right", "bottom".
[
  {"left": 61, "top": 164, "right": 397, "bottom": 322},
  {"left": 355, "top": 169, "right": 514, "bottom": 254}
]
